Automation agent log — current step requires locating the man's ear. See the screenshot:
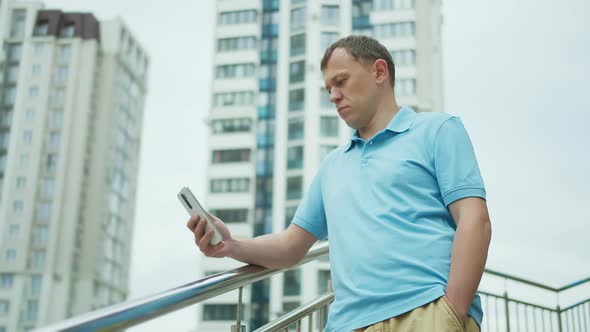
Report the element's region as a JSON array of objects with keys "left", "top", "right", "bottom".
[{"left": 374, "top": 59, "right": 389, "bottom": 85}]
